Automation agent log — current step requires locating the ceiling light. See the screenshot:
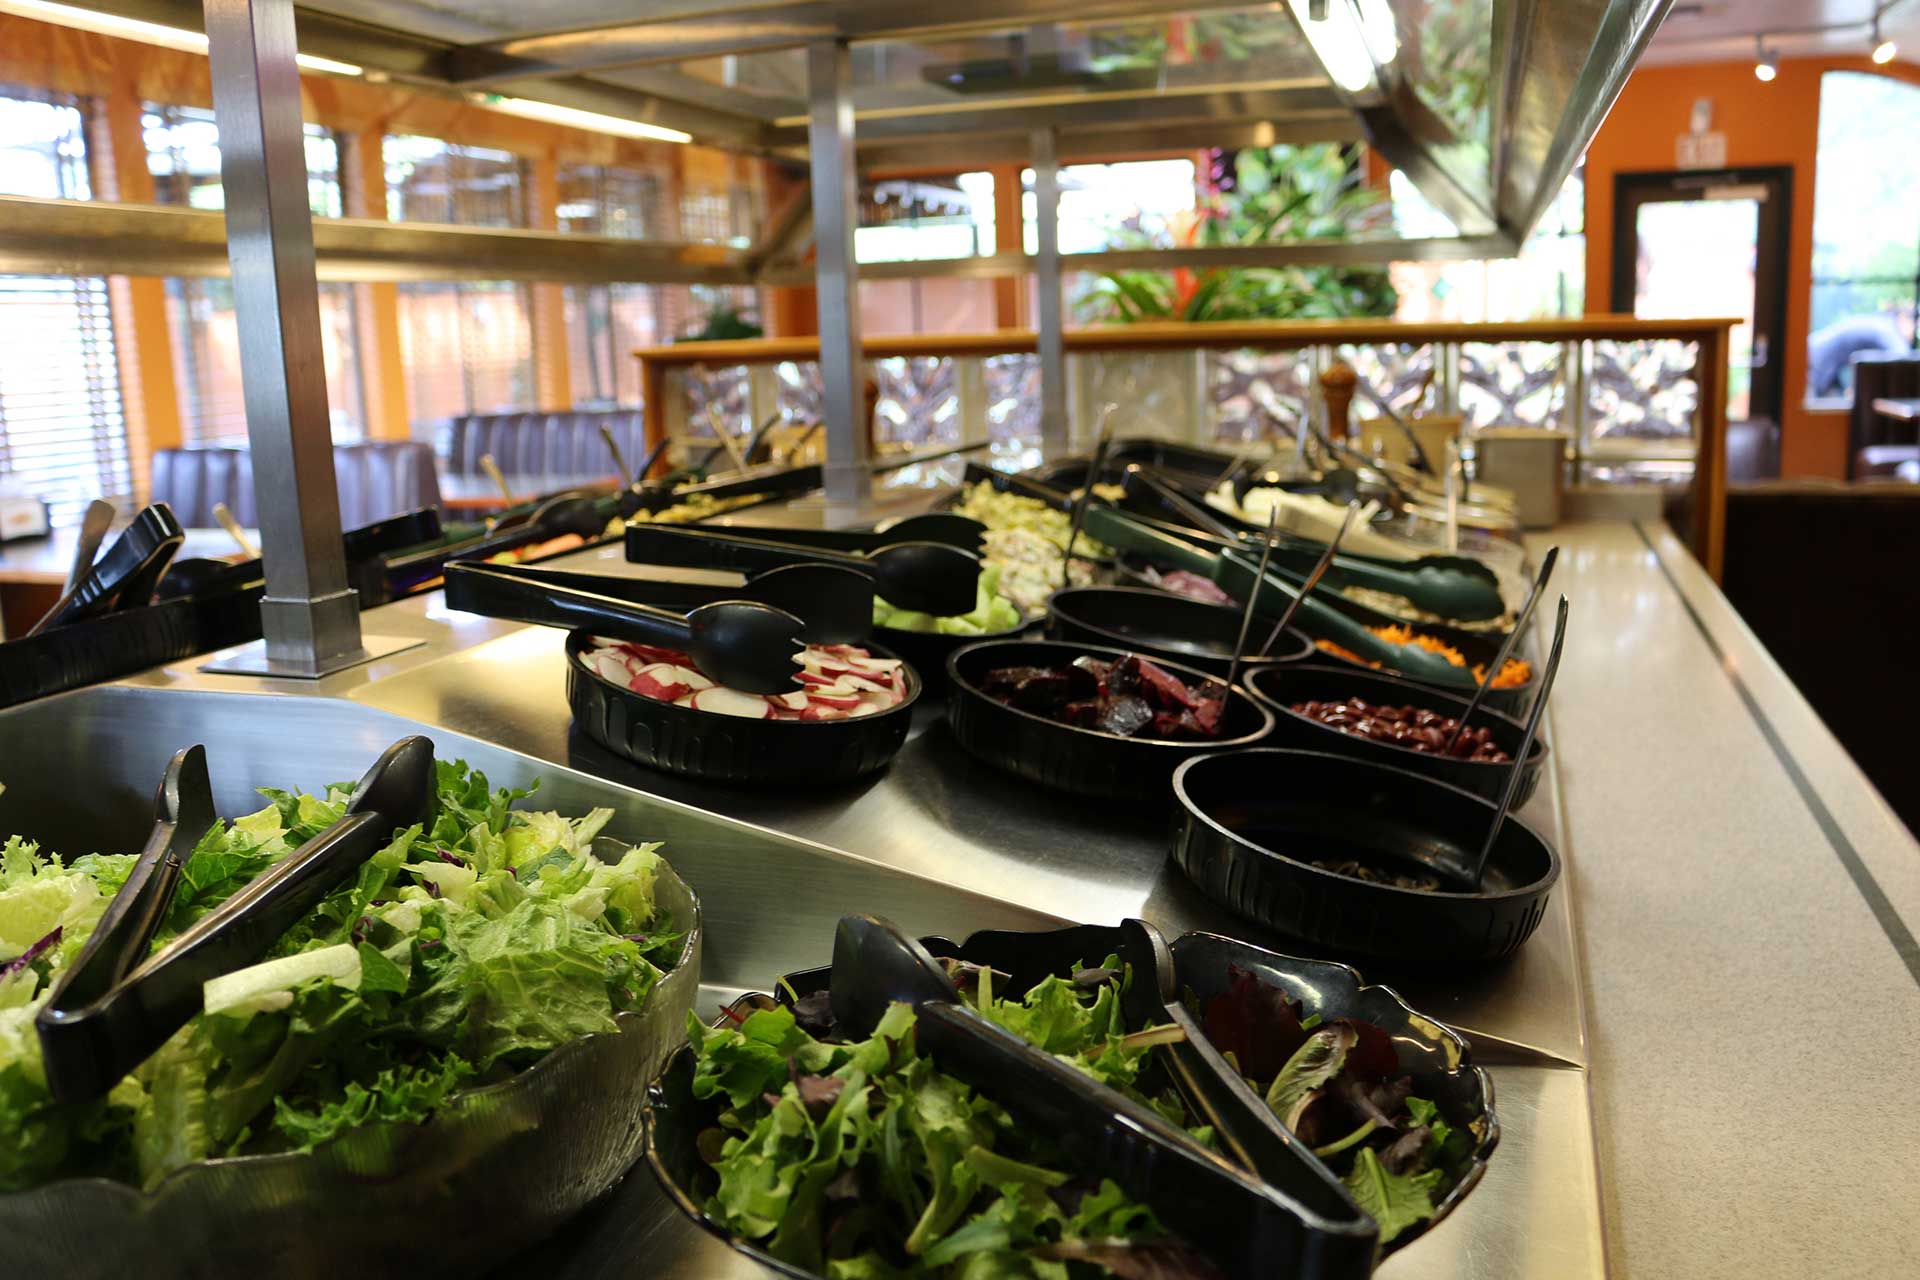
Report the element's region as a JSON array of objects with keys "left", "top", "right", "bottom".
[
  {"left": 476, "top": 95, "right": 692, "bottom": 145},
  {"left": 1288, "top": 0, "right": 1381, "bottom": 95},
  {"left": 1754, "top": 36, "right": 1777, "bottom": 81},
  {"left": 0, "top": 0, "right": 361, "bottom": 76},
  {"left": 1871, "top": 17, "right": 1897, "bottom": 63}
]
